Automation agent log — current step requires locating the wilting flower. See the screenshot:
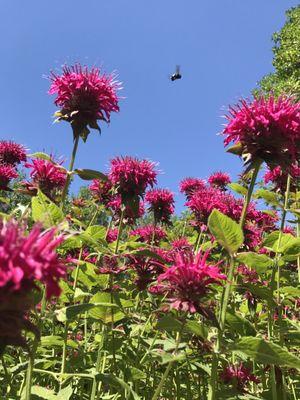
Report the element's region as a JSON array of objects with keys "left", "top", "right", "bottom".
[
  {"left": 179, "top": 177, "right": 206, "bottom": 200},
  {"left": 109, "top": 156, "right": 157, "bottom": 207},
  {"left": 130, "top": 225, "right": 166, "bottom": 244},
  {"left": 0, "top": 141, "right": 26, "bottom": 166},
  {"left": 220, "top": 363, "right": 259, "bottom": 391},
  {"left": 90, "top": 177, "right": 113, "bottom": 205},
  {"left": 264, "top": 164, "right": 300, "bottom": 194},
  {"left": 106, "top": 228, "right": 118, "bottom": 243},
  {"left": 49, "top": 64, "right": 121, "bottom": 140},
  {"left": 150, "top": 251, "right": 226, "bottom": 314},
  {"left": 0, "top": 220, "right": 65, "bottom": 349},
  {"left": 25, "top": 159, "right": 67, "bottom": 197},
  {"left": 208, "top": 171, "right": 231, "bottom": 190},
  {"left": 0, "top": 165, "right": 18, "bottom": 190},
  {"left": 145, "top": 188, "right": 174, "bottom": 224},
  {"left": 223, "top": 96, "right": 300, "bottom": 168}
]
